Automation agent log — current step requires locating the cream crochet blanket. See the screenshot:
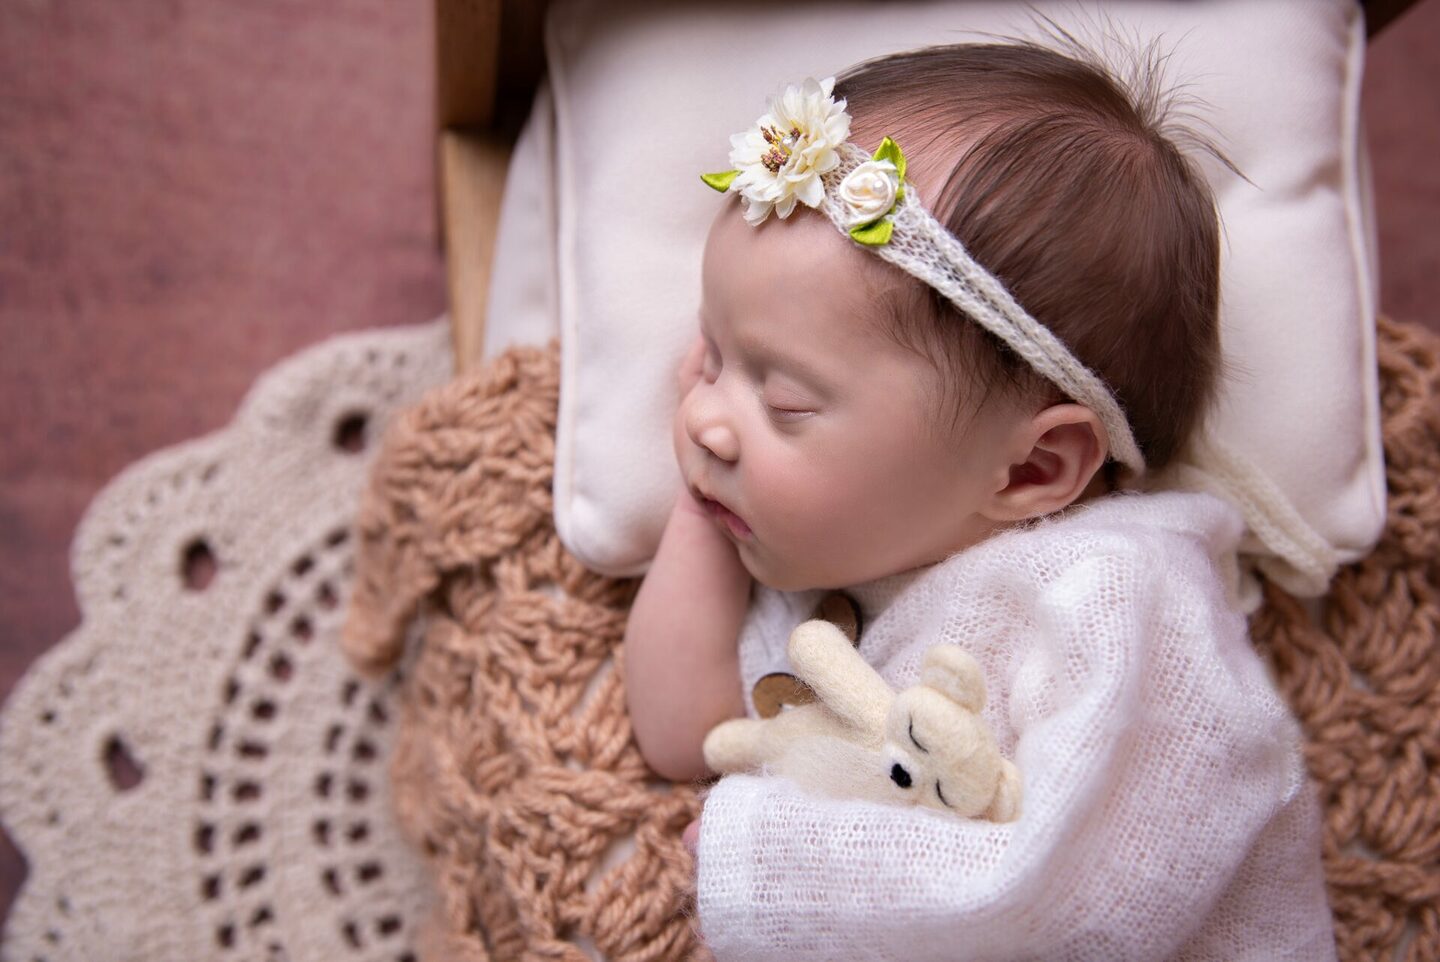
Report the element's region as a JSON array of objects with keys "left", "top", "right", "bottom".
[{"left": 0, "top": 320, "right": 452, "bottom": 961}]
